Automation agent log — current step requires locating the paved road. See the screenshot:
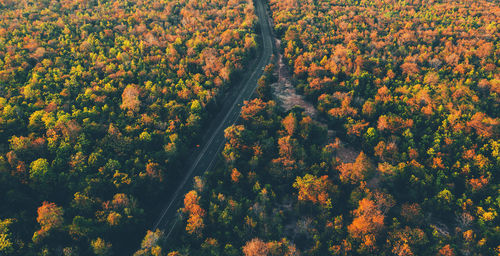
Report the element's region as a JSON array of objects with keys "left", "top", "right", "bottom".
[{"left": 149, "top": 0, "right": 274, "bottom": 241}]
